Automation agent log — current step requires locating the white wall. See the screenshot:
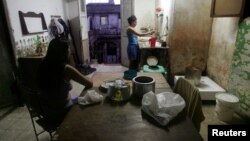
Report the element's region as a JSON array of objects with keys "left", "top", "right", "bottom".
[
  {"left": 134, "top": 0, "right": 171, "bottom": 39},
  {"left": 79, "top": 0, "right": 88, "bottom": 39},
  {"left": 5, "top": 0, "right": 65, "bottom": 42},
  {"left": 65, "top": 0, "right": 79, "bottom": 19},
  {"left": 134, "top": 0, "right": 155, "bottom": 31}
]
